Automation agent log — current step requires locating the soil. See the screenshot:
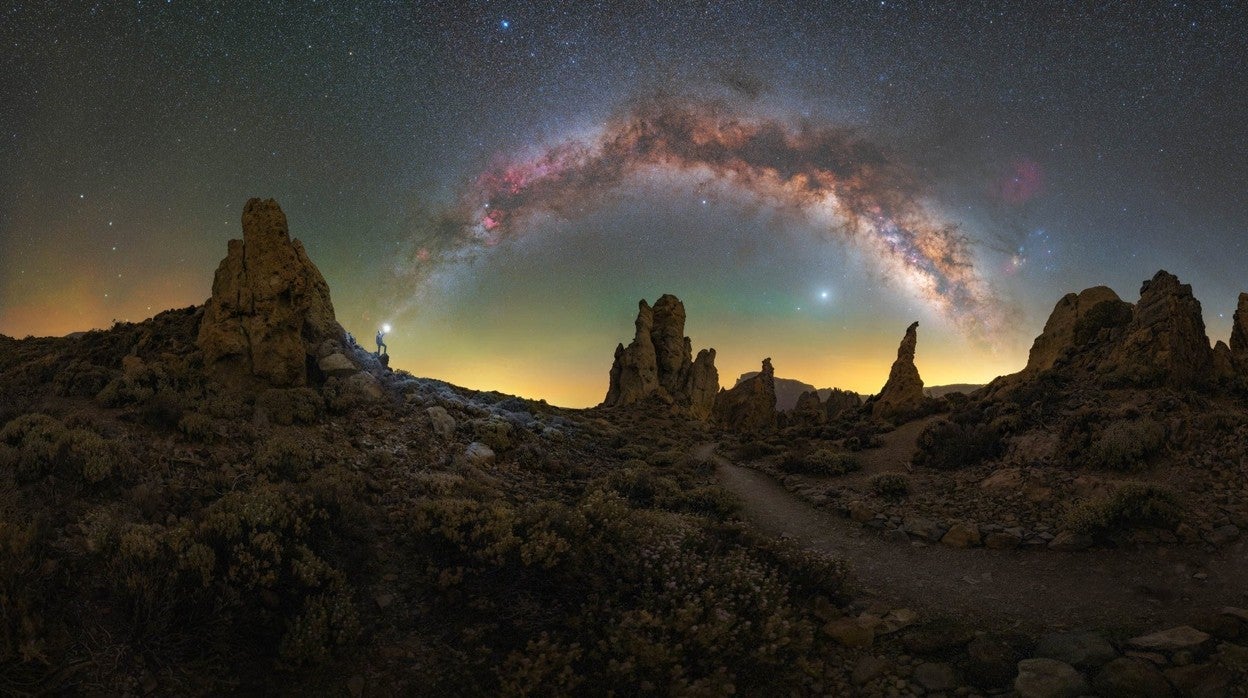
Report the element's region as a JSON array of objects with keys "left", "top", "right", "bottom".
[{"left": 706, "top": 437, "right": 1248, "bottom": 635}]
